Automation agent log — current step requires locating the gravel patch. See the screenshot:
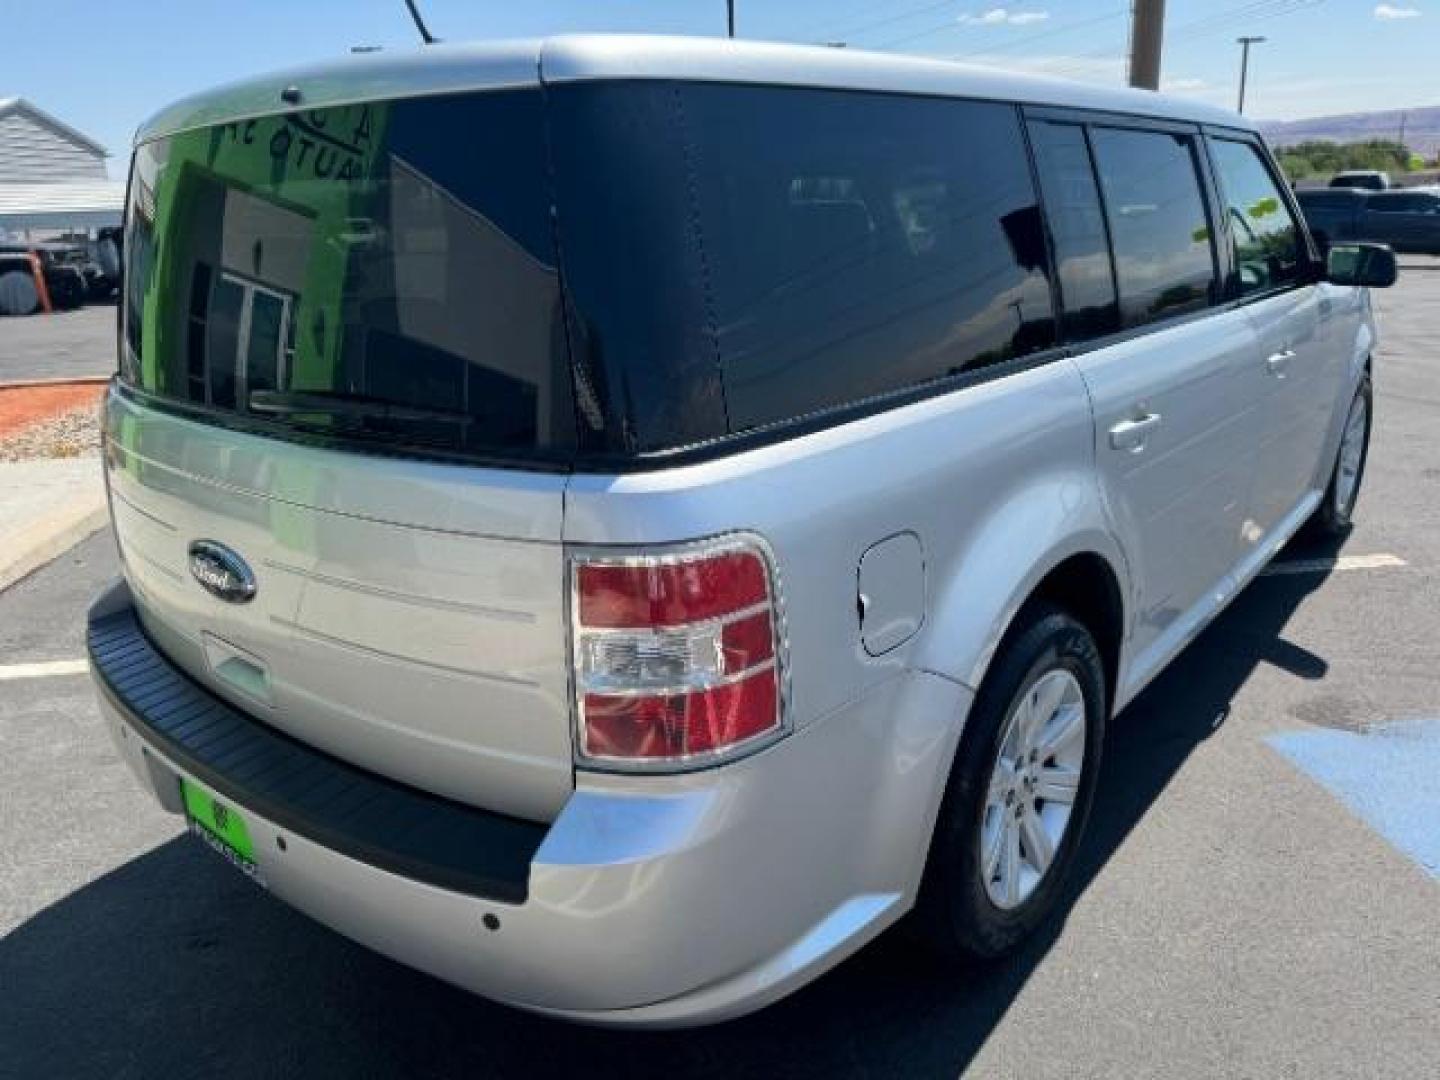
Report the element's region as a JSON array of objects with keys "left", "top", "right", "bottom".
[{"left": 0, "top": 406, "right": 100, "bottom": 462}]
